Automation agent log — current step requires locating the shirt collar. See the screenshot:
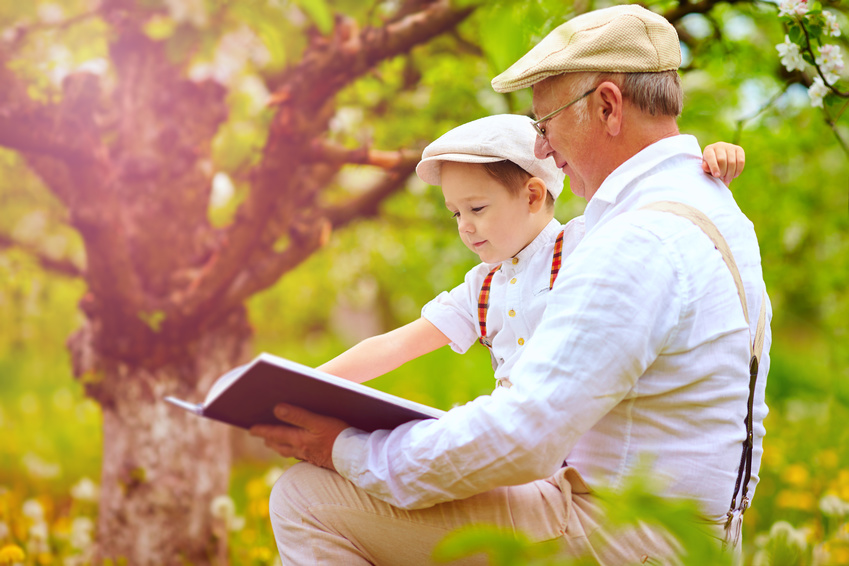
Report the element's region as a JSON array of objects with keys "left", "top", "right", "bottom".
[
  {"left": 496, "top": 218, "right": 561, "bottom": 272},
  {"left": 584, "top": 134, "right": 701, "bottom": 230}
]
